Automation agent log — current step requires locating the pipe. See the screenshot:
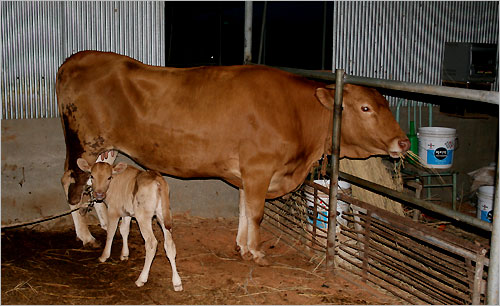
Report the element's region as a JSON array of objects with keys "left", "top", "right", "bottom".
[
  {"left": 257, "top": 1, "right": 267, "bottom": 64},
  {"left": 487, "top": 153, "right": 500, "bottom": 304},
  {"left": 326, "top": 69, "right": 345, "bottom": 270},
  {"left": 321, "top": 1, "right": 327, "bottom": 70},
  {"left": 243, "top": 1, "right": 253, "bottom": 64},
  {"left": 338, "top": 171, "right": 493, "bottom": 232},
  {"left": 276, "top": 66, "right": 499, "bottom": 105}
]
